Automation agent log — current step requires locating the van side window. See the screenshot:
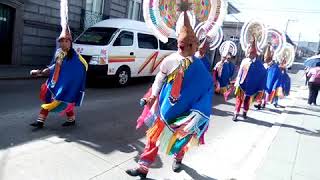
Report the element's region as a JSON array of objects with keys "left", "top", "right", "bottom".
[
  {"left": 160, "top": 38, "right": 178, "bottom": 50},
  {"left": 138, "top": 33, "right": 158, "bottom": 49},
  {"left": 113, "top": 31, "right": 134, "bottom": 46}
]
